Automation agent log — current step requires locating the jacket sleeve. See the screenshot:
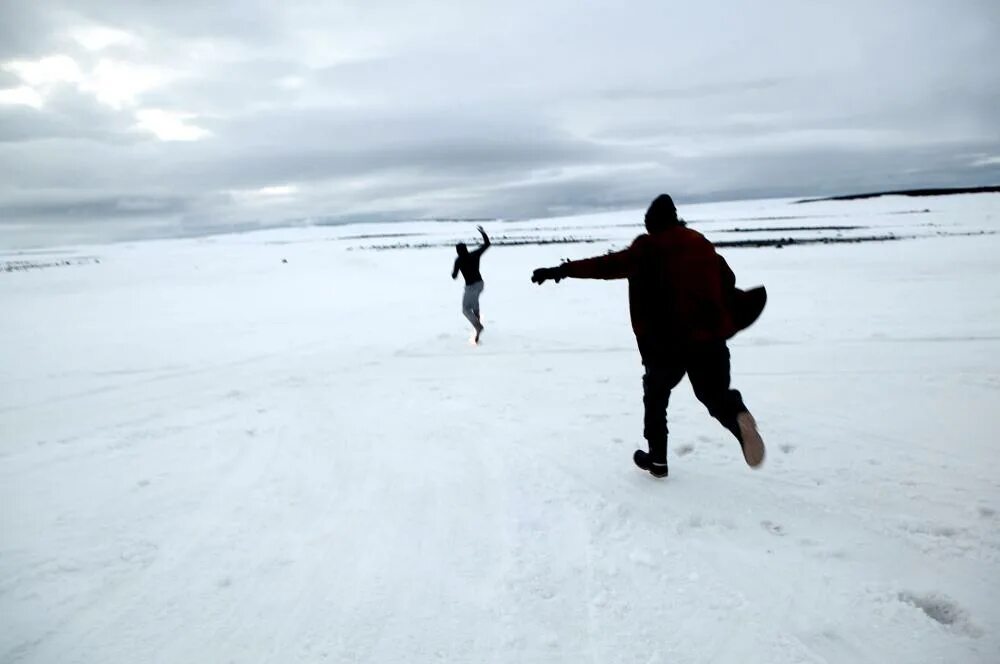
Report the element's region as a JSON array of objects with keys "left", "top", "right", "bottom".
[
  {"left": 563, "top": 242, "right": 640, "bottom": 280},
  {"left": 451, "top": 259, "right": 459, "bottom": 279}
]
